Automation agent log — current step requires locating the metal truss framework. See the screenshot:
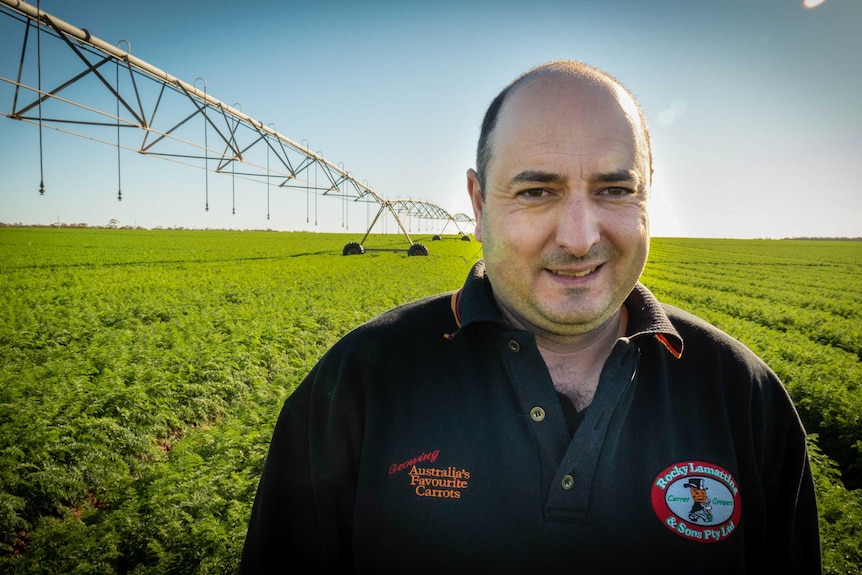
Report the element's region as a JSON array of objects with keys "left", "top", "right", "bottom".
[{"left": 0, "top": 0, "right": 474, "bottom": 253}]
